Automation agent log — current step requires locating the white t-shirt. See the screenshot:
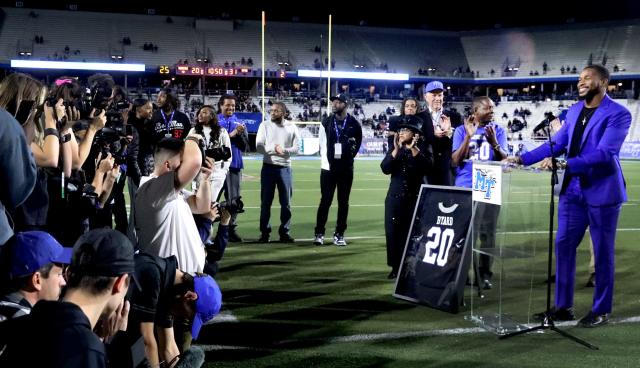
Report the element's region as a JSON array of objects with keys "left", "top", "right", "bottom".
[
  {"left": 135, "top": 172, "right": 205, "bottom": 274},
  {"left": 188, "top": 126, "right": 232, "bottom": 202},
  {"left": 187, "top": 126, "right": 232, "bottom": 173}
]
